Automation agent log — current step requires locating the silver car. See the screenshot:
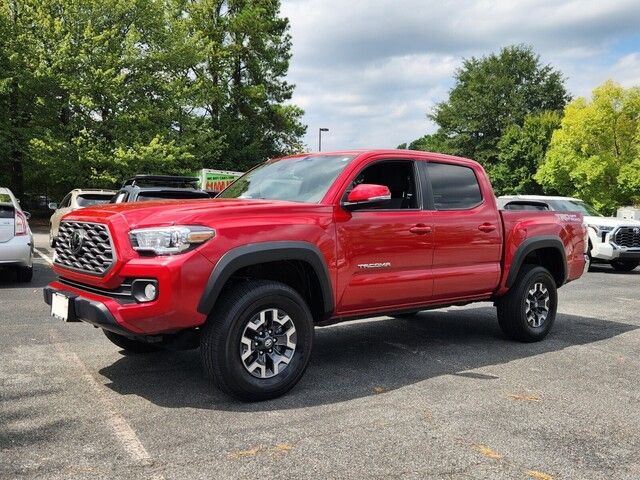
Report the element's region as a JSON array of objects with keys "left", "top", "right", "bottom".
[{"left": 0, "top": 187, "right": 33, "bottom": 282}]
